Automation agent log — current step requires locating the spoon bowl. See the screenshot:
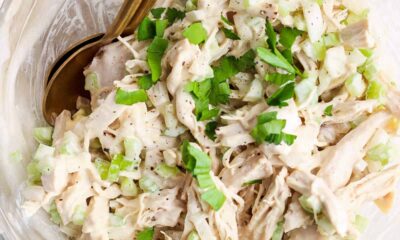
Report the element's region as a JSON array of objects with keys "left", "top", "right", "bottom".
[{"left": 42, "top": 0, "right": 156, "bottom": 125}]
